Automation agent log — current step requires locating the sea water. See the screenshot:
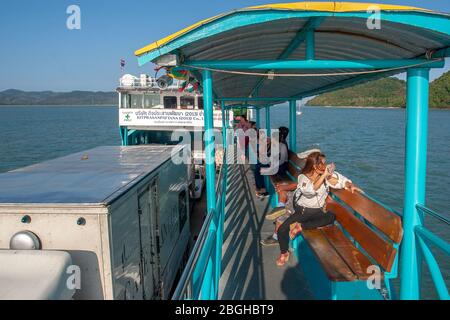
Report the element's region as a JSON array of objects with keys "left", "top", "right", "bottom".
[{"left": 0, "top": 105, "right": 448, "bottom": 299}]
